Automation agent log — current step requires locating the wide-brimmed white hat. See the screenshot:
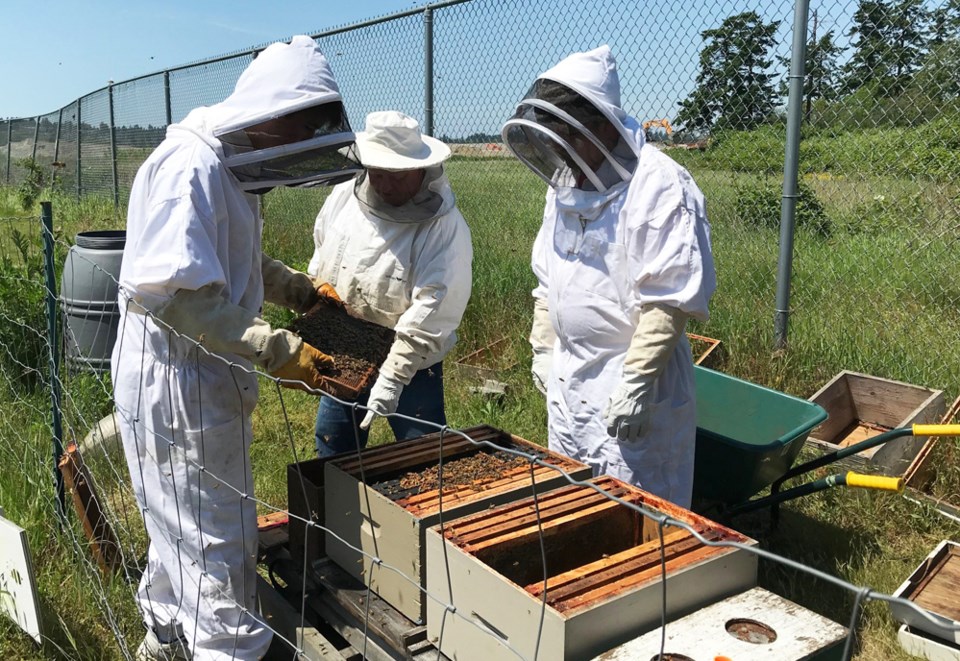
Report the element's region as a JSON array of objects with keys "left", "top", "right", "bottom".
[{"left": 355, "top": 111, "right": 451, "bottom": 170}]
